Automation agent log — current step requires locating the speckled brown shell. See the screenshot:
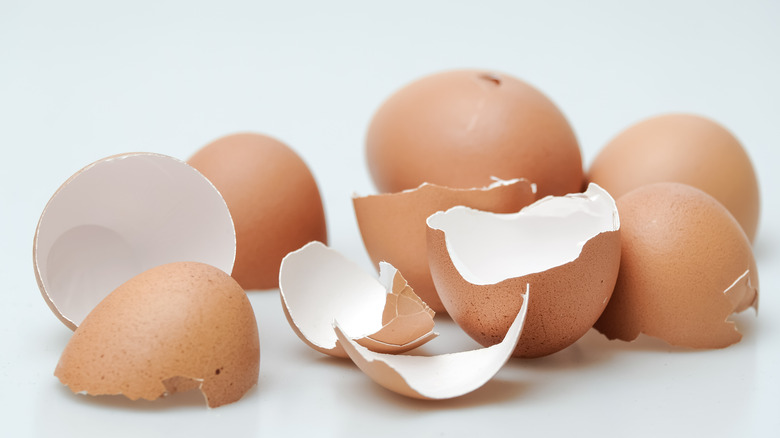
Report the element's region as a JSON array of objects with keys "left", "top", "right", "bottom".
[
  {"left": 353, "top": 180, "right": 535, "bottom": 313},
  {"left": 366, "top": 69, "right": 582, "bottom": 198},
  {"left": 593, "top": 183, "right": 759, "bottom": 348},
  {"left": 427, "top": 227, "right": 621, "bottom": 358},
  {"left": 55, "top": 262, "right": 260, "bottom": 408},
  {"left": 188, "top": 133, "right": 327, "bottom": 290},
  {"left": 587, "top": 113, "right": 760, "bottom": 242}
]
